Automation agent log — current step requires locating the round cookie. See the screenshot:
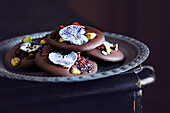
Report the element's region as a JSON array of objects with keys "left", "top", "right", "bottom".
[
  {"left": 35, "top": 50, "right": 98, "bottom": 77},
  {"left": 84, "top": 49, "right": 124, "bottom": 62},
  {"left": 84, "top": 41, "right": 124, "bottom": 62},
  {"left": 46, "top": 25, "right": 105, "bottom": 52},
  {"left": 5, "top": 38, "right": 45, "bottom": 70}
]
